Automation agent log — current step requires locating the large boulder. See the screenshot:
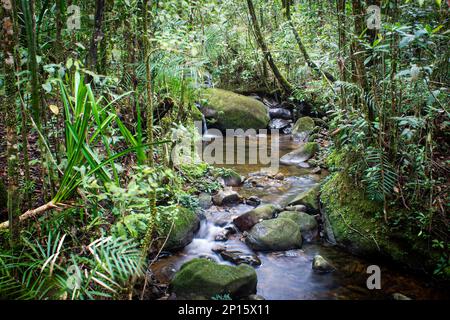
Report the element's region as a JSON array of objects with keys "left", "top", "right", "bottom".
[
  {"left": 320, "top": 172, "right": 439, "bottom": 273},
  {"left": 277, "top": 211, "right": 318, "bottom": 242},
  {"left": 280, "top": 142, "right": 319, "bottom": 166},
  {"left": 200, "top": 88, "right": 270, "bottom": 130},
  {"left": 245, "top": 218, "right": 302, "bottom": 251},
  {"left": 288, "top": 184, "right": 320, "bottom": 213},
  {"left": 170, "top": 258, "right": 257, "bottom": 300},
  {"left": 111, "top": 207, "right": 200, "bottom": 252},
  {"left": 292, "top": 116, "right": 315, "bottom": 141},
  {"left": 233, "top": 204, "right": 279, "bottom": 231}
]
